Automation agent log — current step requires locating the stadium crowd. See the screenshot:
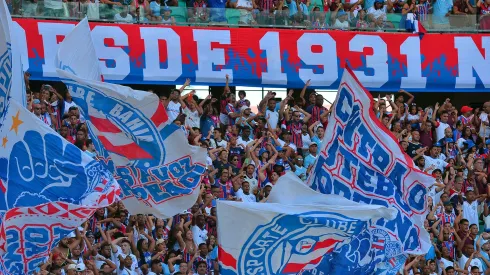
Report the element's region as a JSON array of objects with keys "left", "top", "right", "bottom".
[
  {"left": 25, "top": 72, "right": 490, "bottom": 275},
  {"left": 7, "top": 0, "right": 490, "bottom": 30}
]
